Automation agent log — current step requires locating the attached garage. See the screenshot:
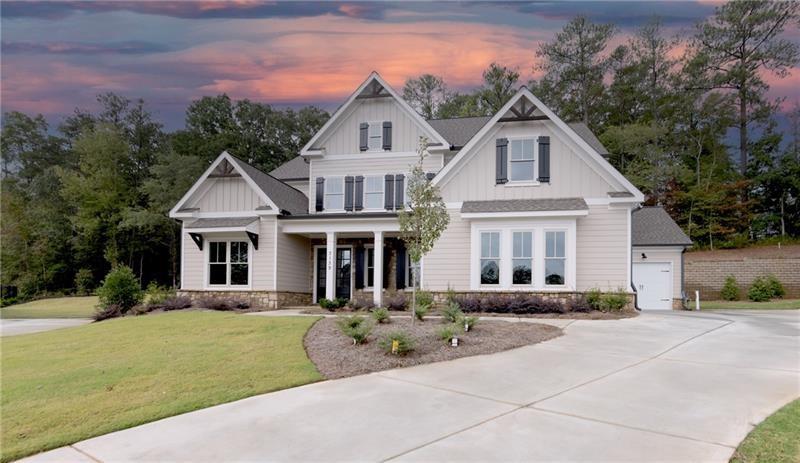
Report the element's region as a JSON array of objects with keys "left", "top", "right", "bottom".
[{"left": 631, "top": 207, "right": 692, "bottom": 310}]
